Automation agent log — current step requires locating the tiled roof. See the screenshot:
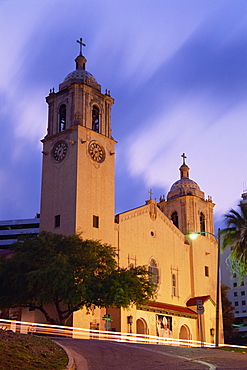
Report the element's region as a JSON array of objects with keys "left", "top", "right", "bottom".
[
  {"left": 187, "top": 295, "right": 212, "bottom": 306},
  {"left": 138, "top": 301, "right": 197, "bottom": 318}
]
